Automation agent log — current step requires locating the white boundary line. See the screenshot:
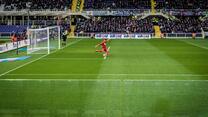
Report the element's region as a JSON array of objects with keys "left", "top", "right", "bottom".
[
  {"left": 1, "top": 79, "right": 208, "bottom": 82},
  {"left": 3, "top": 73, "right": 208, "bottom": 81},
  {"left": 181, "top": 40, "right": 208, "bottom": 50},
  {"left": 4, "top": 73, "right": 208, "bottom": 77},
  {"left": 0, "top": 39, "right": 83, "bottom": 77},
  {"left": 41, "top": 58, "right": 102, "bottom": 60}
]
